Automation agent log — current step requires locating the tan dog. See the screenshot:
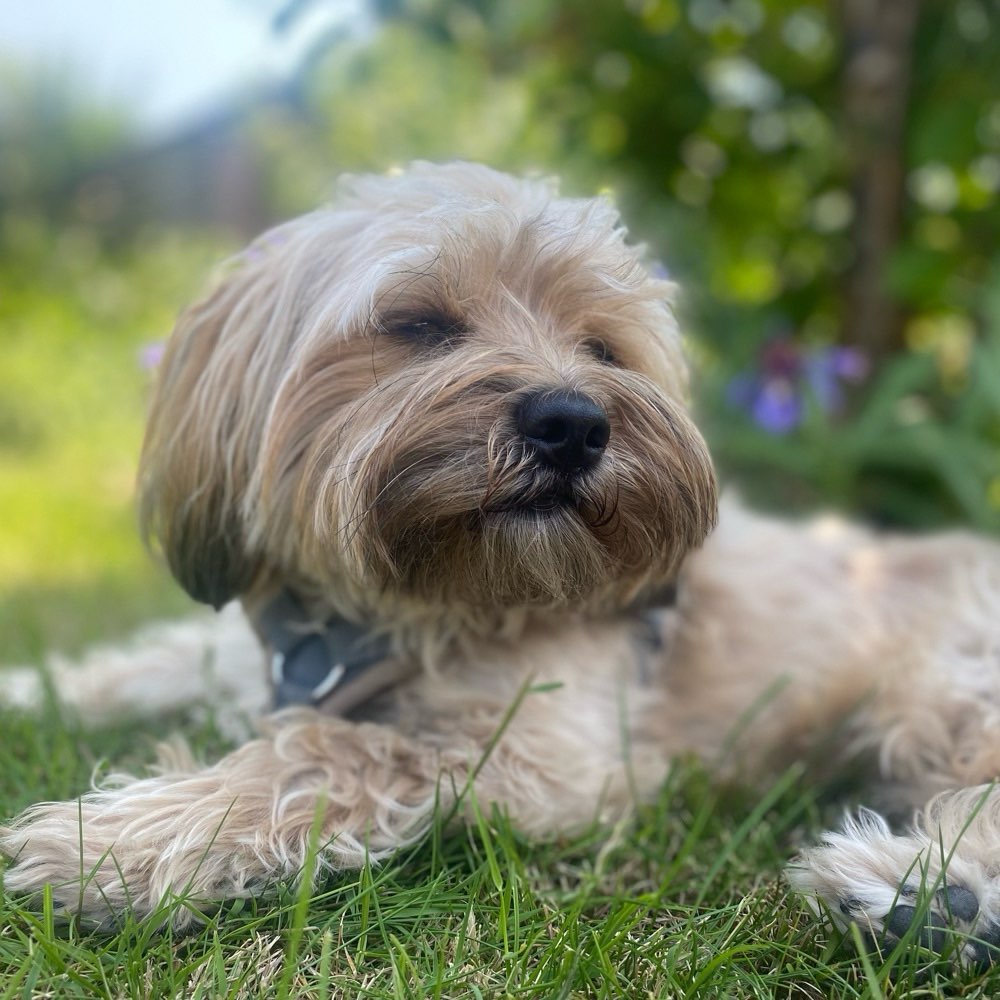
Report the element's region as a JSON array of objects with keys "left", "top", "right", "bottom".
[{"left": 3, "top": 164, "right": 1000, "bottom": 964}]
